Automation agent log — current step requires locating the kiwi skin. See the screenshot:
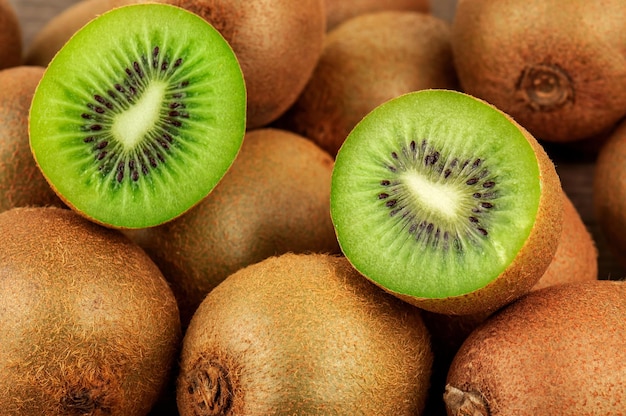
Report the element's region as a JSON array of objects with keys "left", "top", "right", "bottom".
[
  {"left": 276, "top": 10, "right": 459, "bottom": 157},
  {"left": 124, "top": 128, "right": 340, "bottom": 328},
  {"left": 324, "top": 0, "right": 430, "bottom": 31},
  {"left": 451, "top": 0, "right": 626, "bottom": 143},
  {"left": 444, "top": 280, "right": 626, "bottom": 415},
  {"left": 594, "top": 117, "right": 626, "bottom": 269},
  {"left": 177, "top": 253, "right": 433, "bottom": 415},
  {"left": 0, "top": 0, "right": 21, "bottom": 70},
  {"left": 26, "top": 0, "right": 327, "bottom": 130},
  {"left": 0, "top": 66, "right": 64, "bottom": 212},
  {"left": 0, "top": 206, "right": 181, "bottom": 415}
]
